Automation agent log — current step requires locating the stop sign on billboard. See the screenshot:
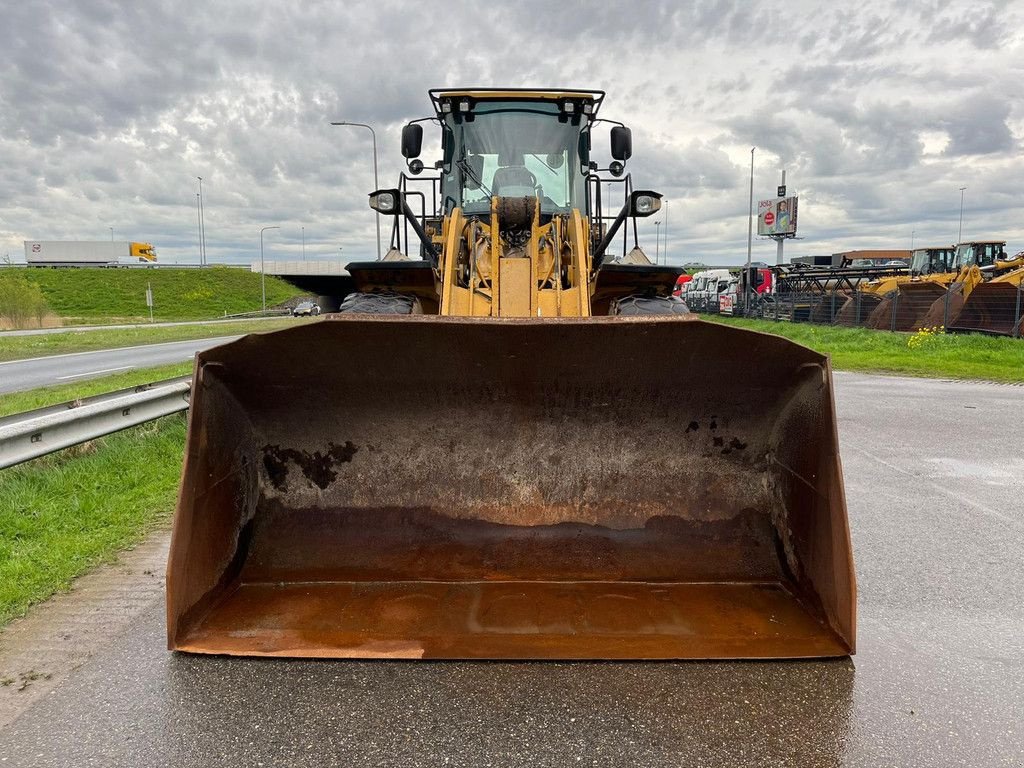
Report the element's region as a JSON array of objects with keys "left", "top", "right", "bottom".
[{"left": 764, "top": 211, "right": 775, "bottom": 226}]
